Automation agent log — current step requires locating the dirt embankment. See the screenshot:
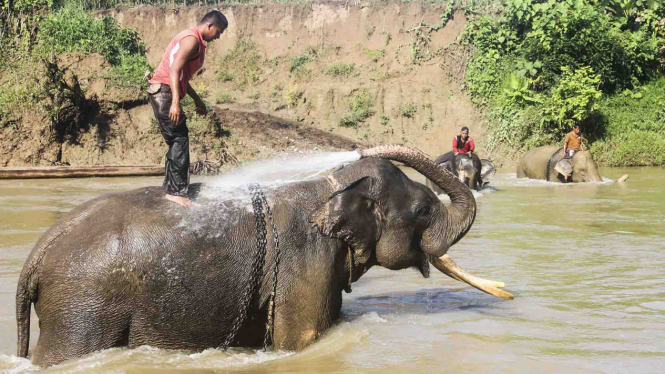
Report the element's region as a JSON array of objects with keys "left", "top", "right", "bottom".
[
  {"left": 1, "top": 1, "right": 484, "bottom": 168},
  {"left": 107, "top": 2, "right": 482, "bottom": 156}
]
